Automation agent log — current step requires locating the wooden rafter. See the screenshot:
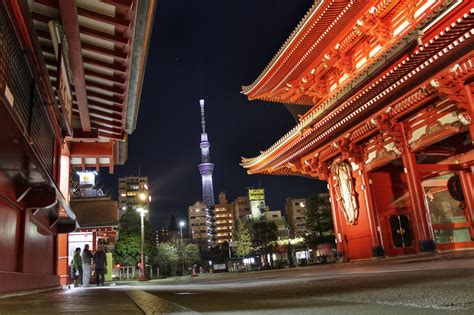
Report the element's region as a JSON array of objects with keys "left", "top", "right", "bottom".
[{"left": 58, "top": 0, "right": 91, "bottom": 131}]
